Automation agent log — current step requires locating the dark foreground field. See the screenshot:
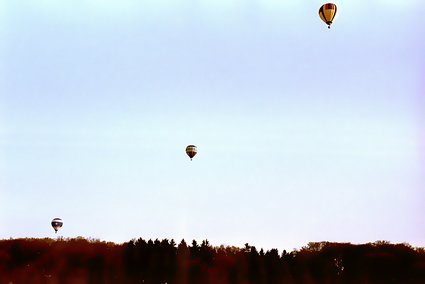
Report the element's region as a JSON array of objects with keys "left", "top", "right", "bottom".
[{"left": 1, "top": 238, "right": 424, "bottom": 284}]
